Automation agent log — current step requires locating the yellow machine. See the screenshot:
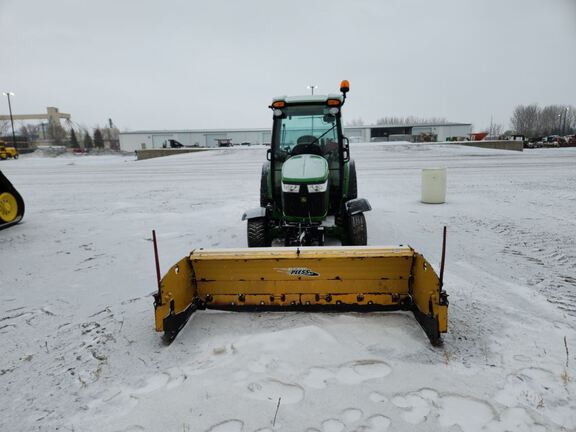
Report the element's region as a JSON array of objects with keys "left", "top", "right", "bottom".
[
  {"left": 153, "top": 239, "right": 449, "bottom": 345},
  {"left": 0, "top": 141, "right": 19, "bottom": 160},
  {"left": 0, "top": 169, "right": 25, "bottom": 230}
]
